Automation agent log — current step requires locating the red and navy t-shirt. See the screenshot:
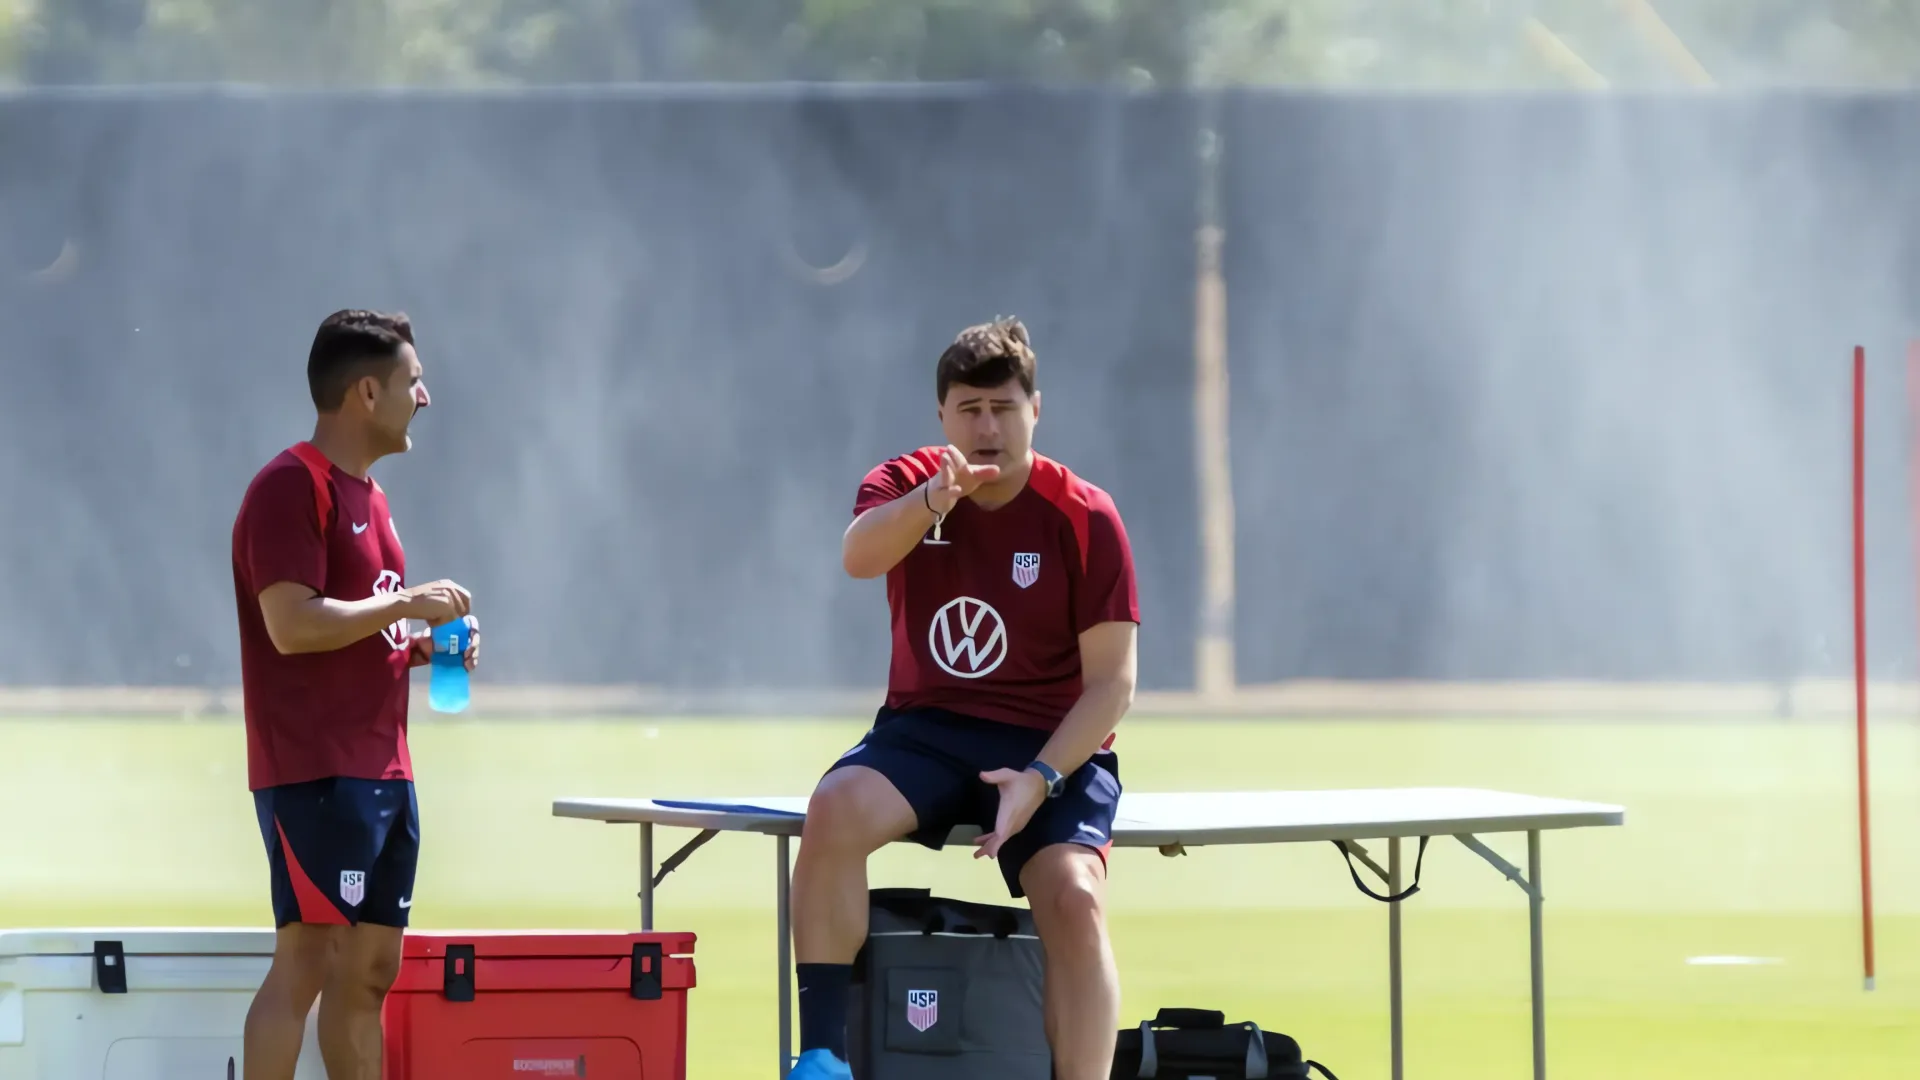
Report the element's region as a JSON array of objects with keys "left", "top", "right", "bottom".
[
  {"left": 231, "top": 444, "right": 413, "bottom": 791},
  {"left": 853, "top": 448, "right": 1140, "bottom": 732}
]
